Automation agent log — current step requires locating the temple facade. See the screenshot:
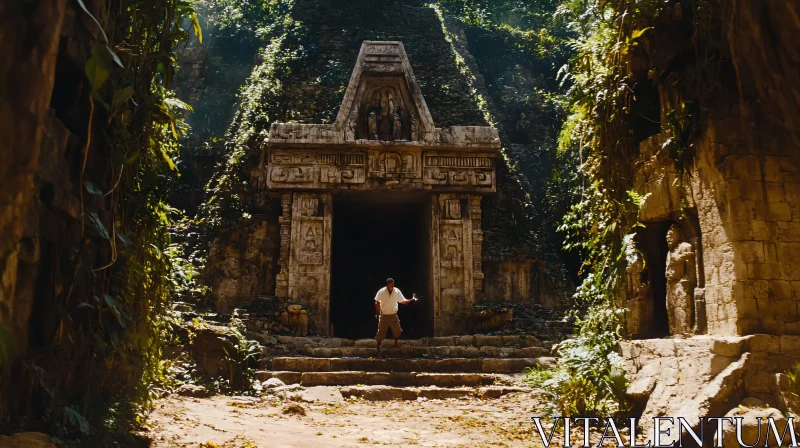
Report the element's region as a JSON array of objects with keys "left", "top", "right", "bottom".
[{"left": 260, "top": 41, "right": 502, "bottom": 336}]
